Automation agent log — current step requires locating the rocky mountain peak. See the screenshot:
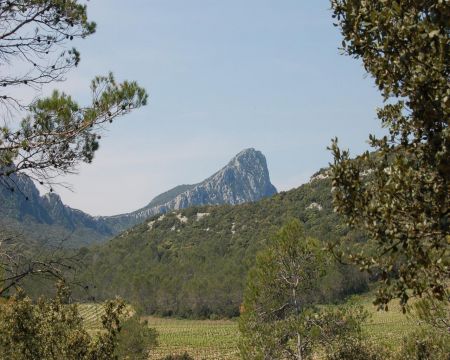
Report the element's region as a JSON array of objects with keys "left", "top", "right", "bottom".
[
  {"left": 231, "top": 147, "right": 259, "bottom": 161},
  {"left": 42, "top": 192, "right": 62, "bottom": 204},
  {"left": 41, "top": 193, "right": 66, "bottom": 214},
  {"left": 0, "top": 148, "right": 278, "bottom": 246},
  {"left": 202, "top": 148, "right": 276, "bottom": 204},
  {"left": 228, "top": 148, "right": 267, "bottom": 171},
  {"left": 102, "top": 148, "right": 277, "bottom": 229}
]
